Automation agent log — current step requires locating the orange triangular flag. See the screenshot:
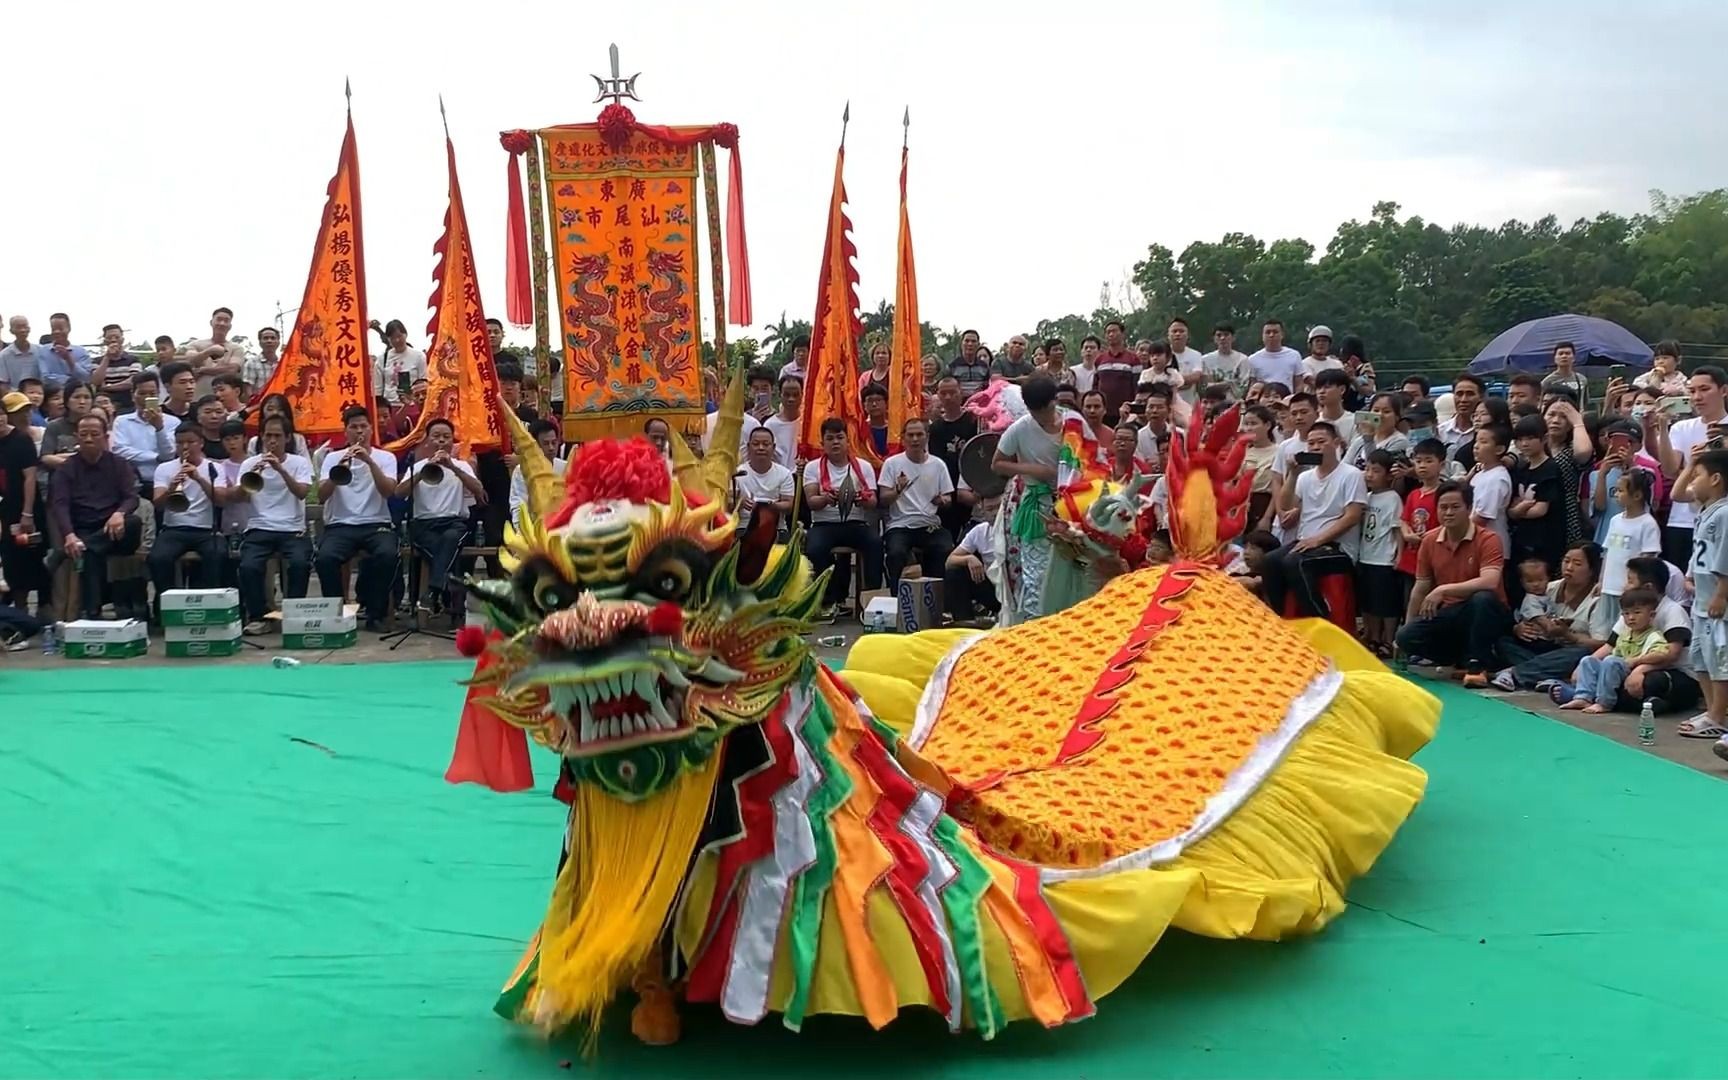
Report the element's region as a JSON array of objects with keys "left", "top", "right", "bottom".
[
  {"left": 889, "top": 137, "right": 921, "bottom": 448},
  {"left": 385, "top": 134, "right": 507, "bottom": 456},
  {"left": 257, "top": 104, "right": 376, "bottom": 439},
  {"left": 797, "top": 143, "right": 873, "bottom": 464}
]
